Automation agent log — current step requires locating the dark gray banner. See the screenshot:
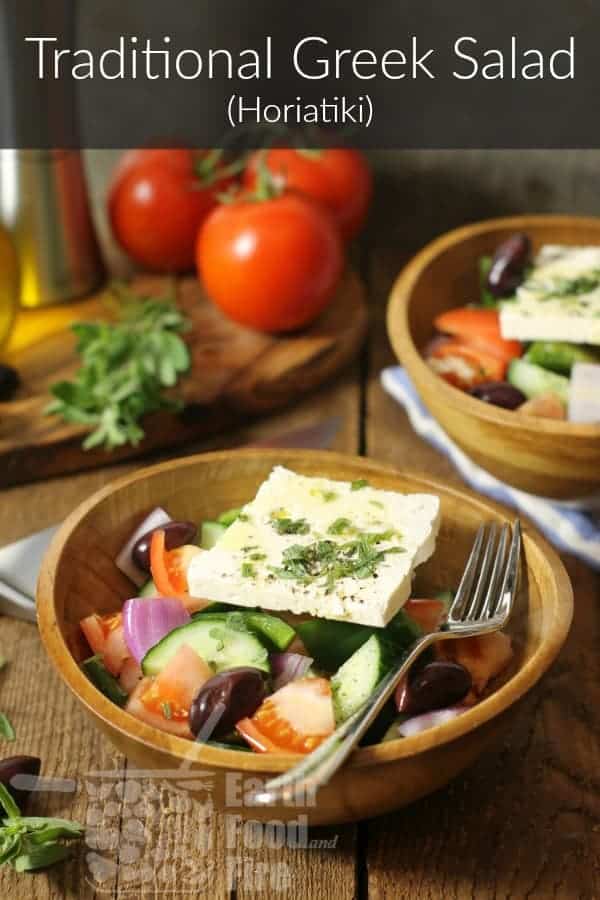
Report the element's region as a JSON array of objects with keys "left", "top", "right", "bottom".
[{"left": 0, "top": 0, "right": 595, "bottom": 147}]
